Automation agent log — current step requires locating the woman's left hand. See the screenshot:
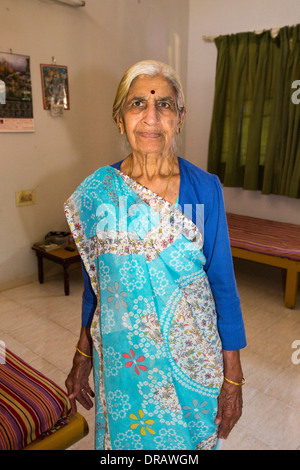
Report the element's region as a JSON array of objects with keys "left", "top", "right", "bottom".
[
  {"left": 215, "top": 379, "right": 243, "bottom": 439},
  {"left": 215, "top": 349, "right": 244, "bottom": 439}
]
